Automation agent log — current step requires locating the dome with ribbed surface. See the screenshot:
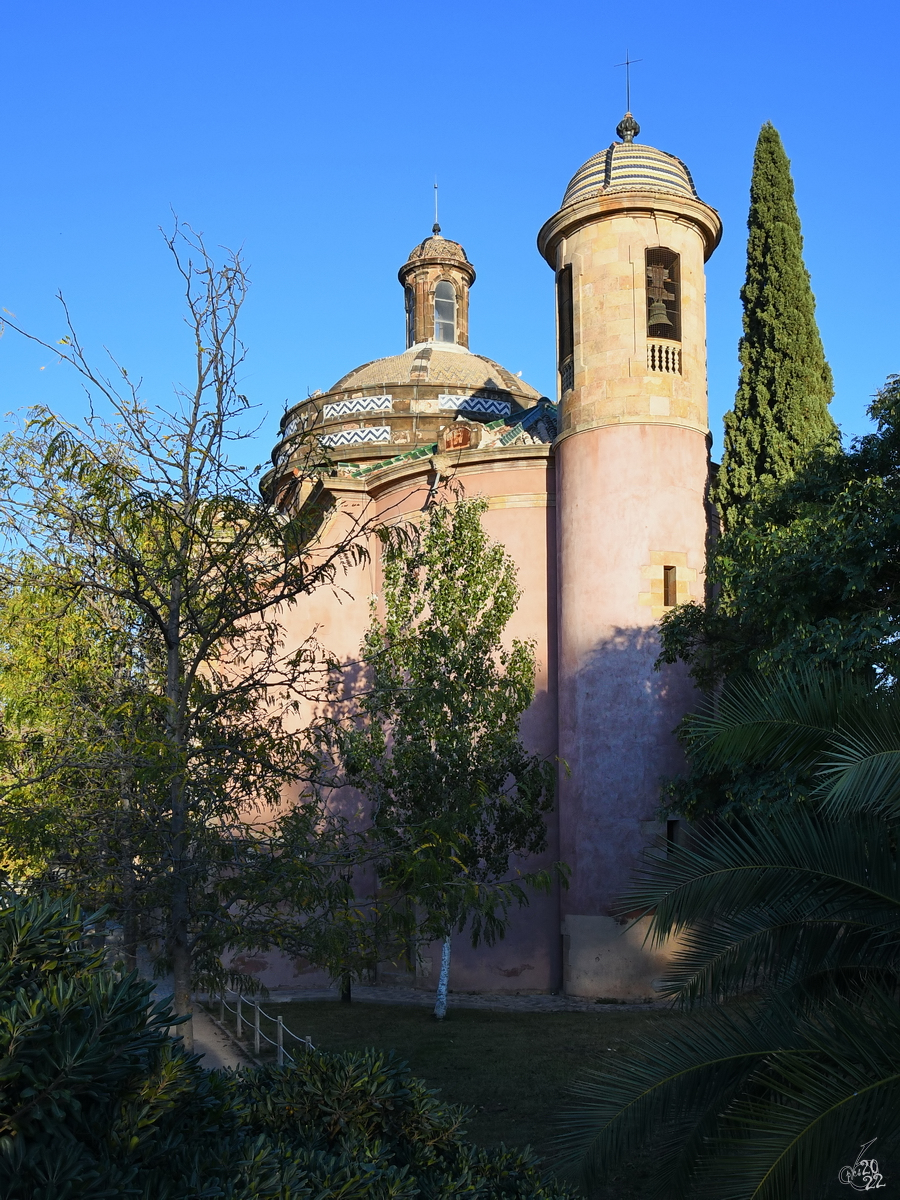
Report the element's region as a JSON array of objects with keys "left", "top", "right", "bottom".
[
  {"left": 562, "top": 140, "right": 699, "bottom": 208},
  {"left": 330, "top": 342, "right": 541, "bottom": 401},
  {"left": 405, "top": 227, "right": 470, "bottom": 266}
]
